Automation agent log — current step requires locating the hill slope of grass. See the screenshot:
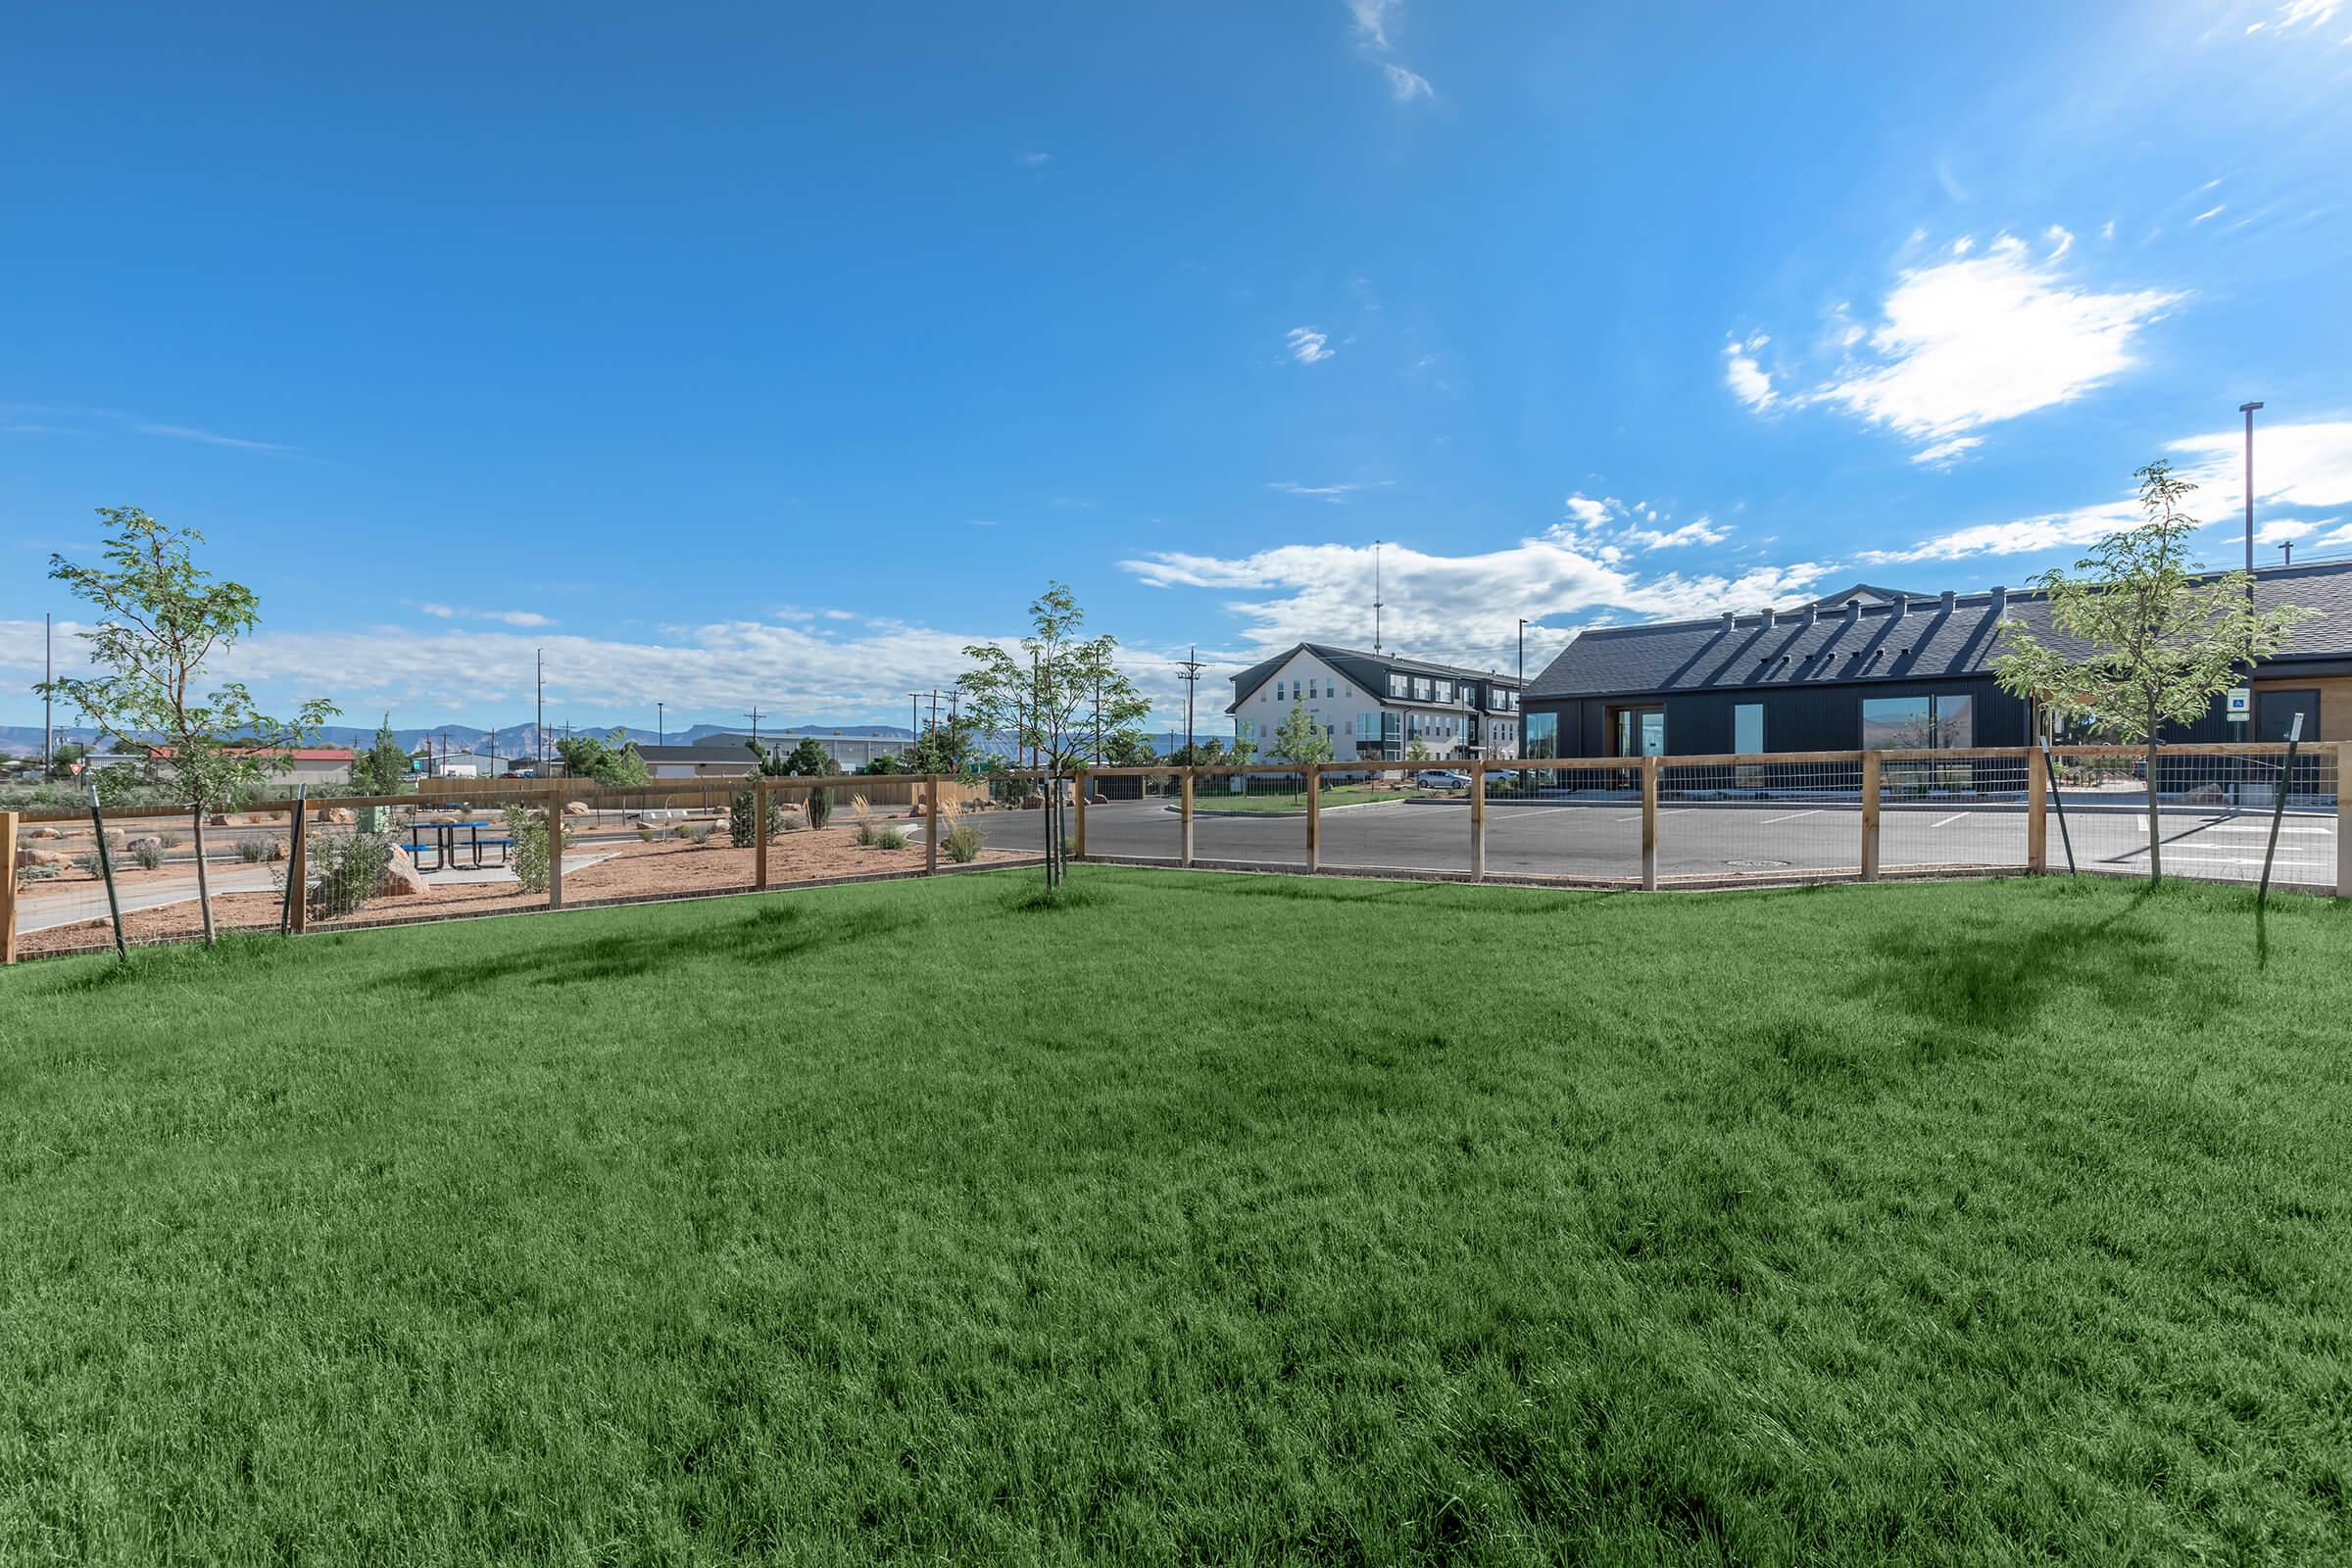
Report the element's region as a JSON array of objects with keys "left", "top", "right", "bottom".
[{"left": 3, "top": 870, "right": 2348, "bottom": 1563}]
